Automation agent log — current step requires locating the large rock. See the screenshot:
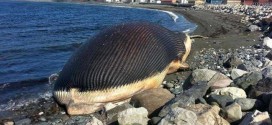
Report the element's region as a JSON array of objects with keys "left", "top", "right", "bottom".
[
  {"left": 210, "top": 79, "right": 232, "bottom": 90},
  {"left": 106, "top": 103, "right": 134, "bottom": 124},
  {"left": 159, "top": 81, "right": 210, "bottom": 118},
  {"left": 239, "top": 110, "right": 272, "bottom": 125},
  {"left": 262, "top": 66, "right": 272, "bottom": 78},
  {"left": 259, "top": 93, "right": 272, "bottom": 107},
  {"left": 130, "top": 88, "right": 174, "bottom": 117},
  {"left": 210, "top": 87, "right": 247, "bottom": 99},
  {"left": 159, "top": 107, "right": 198, "bottom": 125},
  {"left": 117, "top": 107, "right": 149, "bottom": 125},
  {"left": 248, "top": 24, "right": 260, "bottom": 32},
  {"left": 237, "top": 63, "right": 256, "bottom": 72},
  {"left": 230, "top": 69, "right": 248, "bottom": 80},
  {"left": 235, "top": 98, "right": 262, "bottom": 111},
  {"left": 234, "top": 71, "right": 262, "bottom": 90},
  {"left": 209, "top": 72, "right": 232, "bottom": 90},
  {"left": 263, "top": 37, "right": 272, "bottom": 49},
  {"left": 251, "top": 67, "right": 272, "bottom": 93},
  {"left": 207, "top": 94, "right": 234, "bottom": 108},
  {"left": 86, "top": 116, "right": 103, "bottom": 125},
  {"left": 191, "top": 69, "right": 217, "bottom": 83},
  {"left": 224, "top": 102, "right": 242, "bottom": 123},
  {"left": 254, "top": 77, "right": 272, "bottom": 93},
  {"left": 185, "top": 104, "right": 230, "bottom": 125}
]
